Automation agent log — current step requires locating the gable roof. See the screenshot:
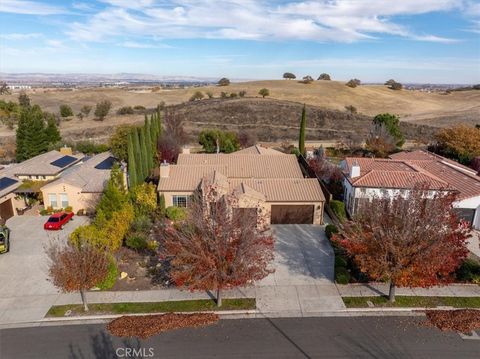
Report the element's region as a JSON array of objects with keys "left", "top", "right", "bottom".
[
  {"left": 41, "top": 152, "right": 115, "bottom": 193},
  {"left": 12, "top": 150, "right": 83, "bottom": 176},
  {"left": 159, "top": 146, "right": 325, "bottom": 203},
  {"left": 233, "top": 145, "right": 284, "bottom": 156},
  {"left": 176, "top": 154, "right": 303, "bottom": 178}
]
